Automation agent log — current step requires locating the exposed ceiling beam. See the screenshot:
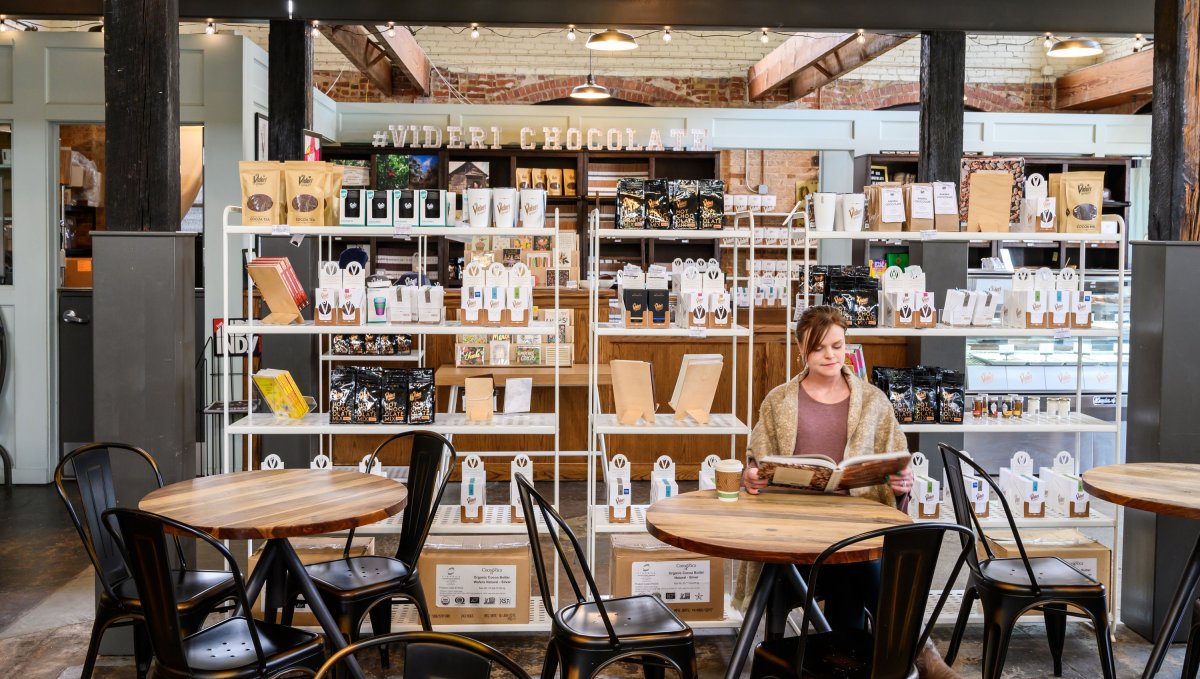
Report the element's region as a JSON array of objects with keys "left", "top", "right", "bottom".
[
  {"left": 790, "top": 33, "right": 913, "bottom": 100},
  {"left": 1055, "top": 47, "right": 1153, "bottom": 110},
  {"left": 749, "top": 32, "right": 911, "bottom": 101},
  {"left": 4, "top": 0, "right": 1153, "bottom": 34},
  {"left": 320, "top": 25, "right": 393, "bottom": 97},
  {"left": 370, "top": 25, "right": 432, "bottom": 95}
]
